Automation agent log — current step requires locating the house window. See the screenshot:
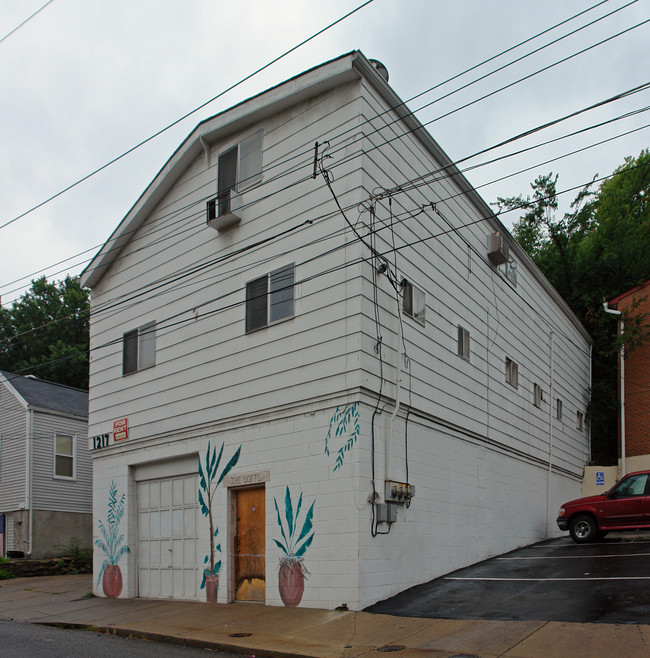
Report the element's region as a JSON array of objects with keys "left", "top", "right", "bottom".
[
  {"left": 457, "top": 326, "right": 470, "bottom": 360},
  {"left": 533, "top": 383, "right": 543, "bottom": 408},
  {"left": 577, "top": 411, "right": 584, "bottom": 431},
  {"left": 499, "top": 259, "right": 517, "bottom": 285},
  {"left": 505, "top": 357, "right": 518, "bottom": 388},
  {"left": 217, "top": 130, "right": 263, "bottom": 215},
  {"left": 246, "top": 265, "right": 294, "bottom": 332},
  {"left": 556, "top": 398, "right": 563, "bottom": 420},
  {"left": 402, "top": 280, "right": 425, "bottom": 325},
  {"left": 54, "top": 433, "right": 75, "bottom": 479},
  {"left": 123, "top": 321, "right": 156, "bottom": 375}
]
